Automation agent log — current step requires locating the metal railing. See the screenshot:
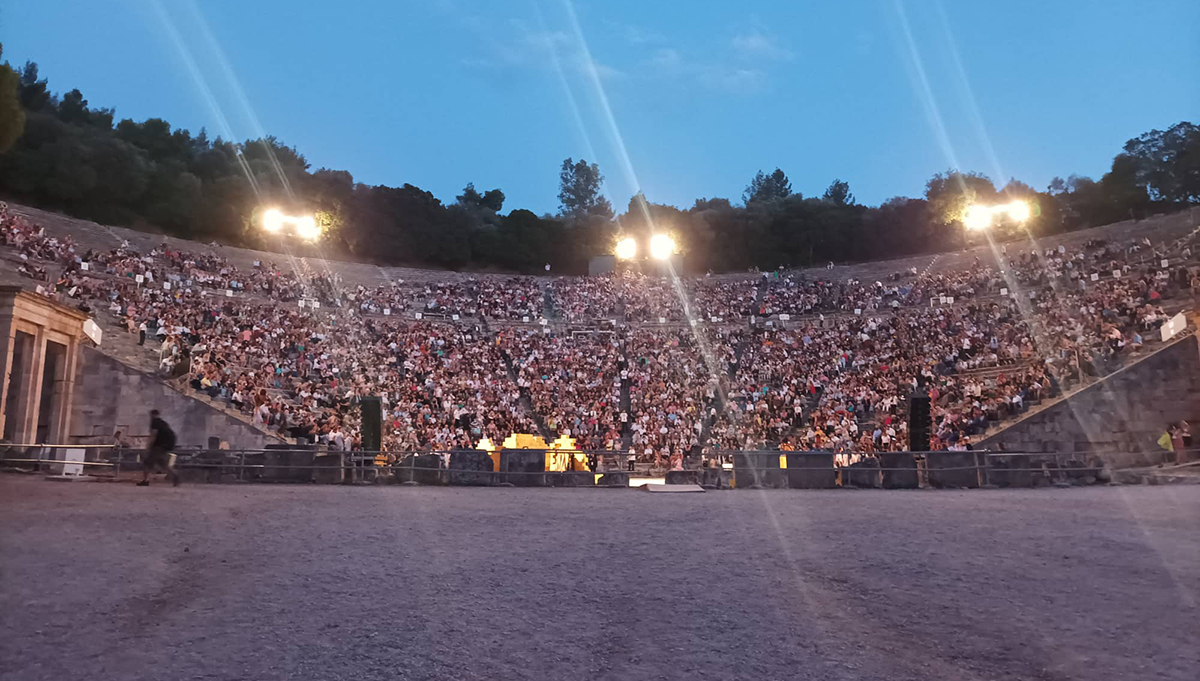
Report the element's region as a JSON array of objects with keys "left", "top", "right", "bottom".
[{"left": 2, "top": 445, "right": 1180, "bottom": 487}]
